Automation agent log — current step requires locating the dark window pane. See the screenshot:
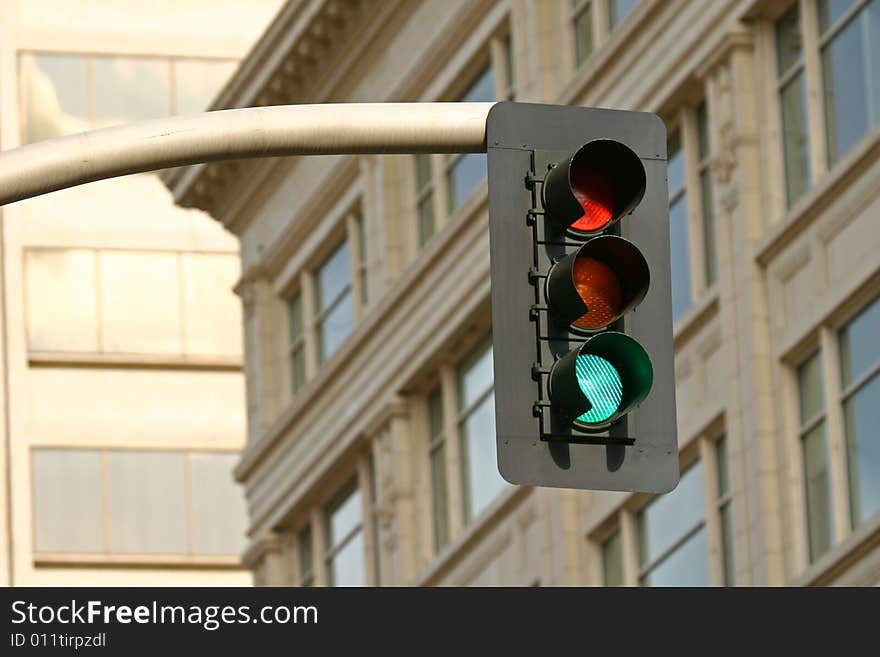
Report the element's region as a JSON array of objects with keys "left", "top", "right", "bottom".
[
  {"left": 819, "top": 0, "right": 858, "bottom": 33},
  {"left": 844, "top": 374, "right": 880, "bottom": 526},
  {"left": 316, "top": 241, "right": 351, "bottom": 311},
  {"left": 417, "top": 194, "right": 435, "bottom": 247},
  {"left": 696, "top": 102, "right": 710, "bottom": 160},
  {"left": 358, "top": 218, "right": 368, "bottom": 305},
  {"left": 609, "top": 0, "right": 638, "bottom": 27},
  {"left": 329, "top": 530, "right": 364, "bottom": 587},
  {"left": 318, "top": 290, "right": 353, "bottom": 362},
  {"left": 93, "top": 56, "right": 171, "bottom": 129},
  {"left": 458, "top": 340, "right": 494, "bottom": 408},
  {"left": 780, "top": 72, "right": 812, "bottom": 205},
  {"left": 638, "top": 461, "right": 704, "bottom": 566},
  {"left": 504, "top": 34, "right": 515, "bottom": 92},
  {"left": 797, "top": 351, "right": 824, "bottom": 424},
  {"left": 20, "top": 53, "right": 90, "bottom": 142},
  {"left": 447, "top": 153, "right": 488, "bottom": 212},
  {"left": 602, "top": 531, "right": 624, "bottom": 586},
  {"left": 720, "top": 502, "right": 735, "bottom": 585},
  {"left": 414, "top": 154, "right": 432, "bottom": 191},
  {"left": 802, "top": 423, "right": 833, "bottom": 561},
  {"left": 669, "top": 194, "right": 692, "bottom": 321},
  {"left": 667, "top": 130, "right": 685, "bottom": 195},
  {"left": 459, "top": 66, "right": 495, "bottom": 103},
  {"left": 428, "top": 386, "right": 444, "bottom": 440},
  {"left": 700, "top": 170, "right": 717, "bottom": 287},
  {"left": 641, "top": 527, "right": 709, "bottom": 586},
  {"left": 460, "top": 390, "right": 506, "bottom": 520},
  {"left": 822, "top": 3, "right": 880, "bottom": 164},
  {"left": 431, "top": 442, "right": 450, "bottom": 552},
  {"left": 716, "top": 436, "right": 729, "bottom": 497},
  {"left": 573, "top": 2, "right": 594, "bottom": 66},
  {"left": 839, "top": 297, "right": 880, "bottom": 387},
  {"left": 288, "top": 293, "right": 302, "bottom": 343},
  {"left": 327, "top": 486, "right": 362, "bottom": 546},
  {"left": 298, "top": 525, "right": 313, "bottom": 584},
  {"left": 776, "top": 4, "right": 803, "bottom": 75}
]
